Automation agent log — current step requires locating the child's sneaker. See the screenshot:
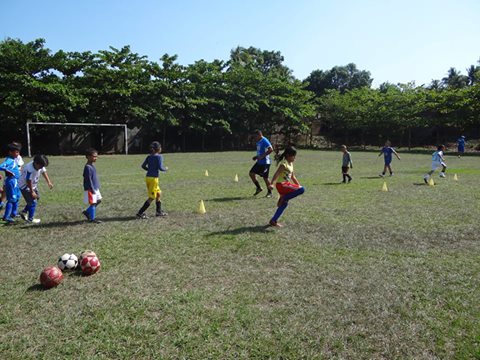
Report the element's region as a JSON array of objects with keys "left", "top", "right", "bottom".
[
  {"left": 89, "top": 219, "right": 102, "bottom": 224},
  {"left": 136, "top": 213, "right": 148, "bottom": 219},
  {"left": 20, "top": 212, "right": 28, "bottom": 221},
  {"left": 156, "top": 210, "right": 168, "bottom": 217},
  {"left": 26, "top": 218, "right": 41, "bottom": 224},
  {"left": 379, "top": 173, "right": 385, "bottom": 177},
  {"left": 265, "top": 191, "right": 273, "bottom": 198},
  {"left": 423, "top": 176, "right": 429, "bottom": 184},
  {"left": 389, "top": 173, "right": 394, "bottom": 176},
  {"left": 439, "top": 172, "right": 446, "bottom": 178},
  {"left": 82, "top": 210, "right": 90, "bottom": 220}
]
